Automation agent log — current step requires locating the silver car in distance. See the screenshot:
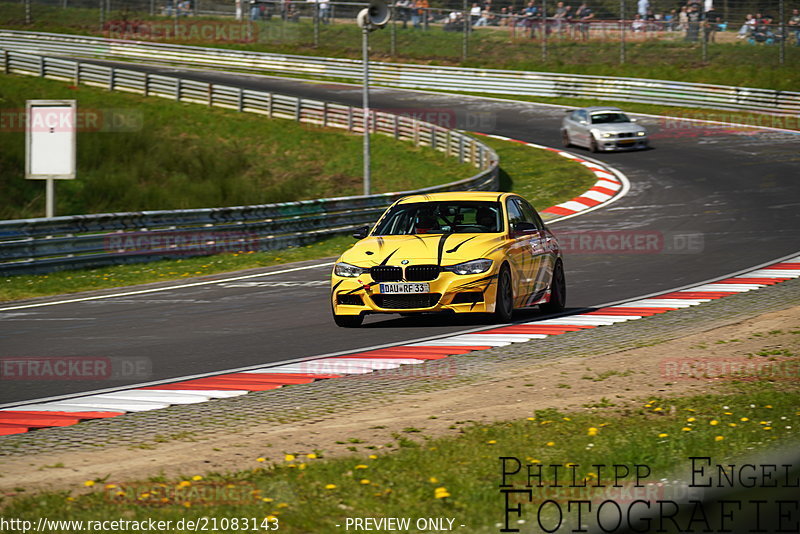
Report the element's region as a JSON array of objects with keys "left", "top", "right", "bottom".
[{"left": 561, "top": 107, "right": 648, "bottom": 153}]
